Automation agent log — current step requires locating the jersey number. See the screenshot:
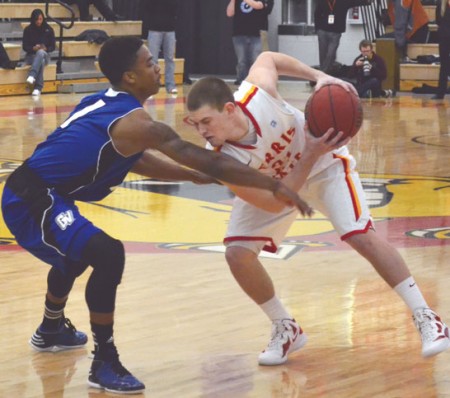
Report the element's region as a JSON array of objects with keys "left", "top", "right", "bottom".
[{"left": 60, "top": 99, "right": 106, "bottom": 129}]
